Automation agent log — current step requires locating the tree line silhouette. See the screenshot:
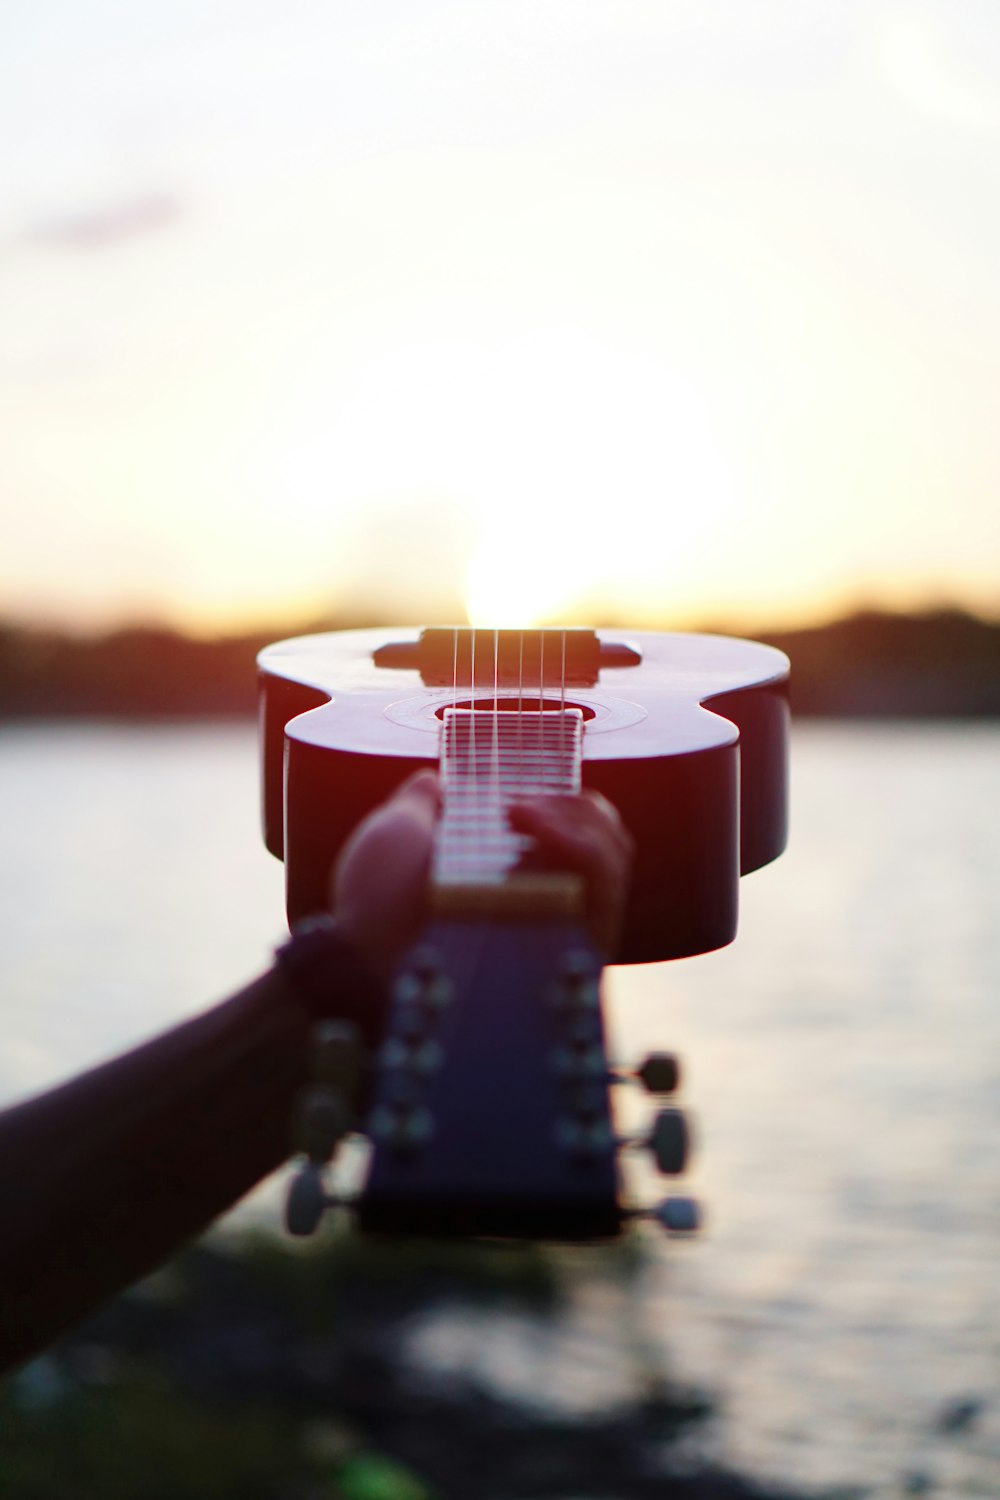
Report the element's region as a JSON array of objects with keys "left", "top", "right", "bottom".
[{"left": 1, "top": 608, "right": 998, "bottom": 719}]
